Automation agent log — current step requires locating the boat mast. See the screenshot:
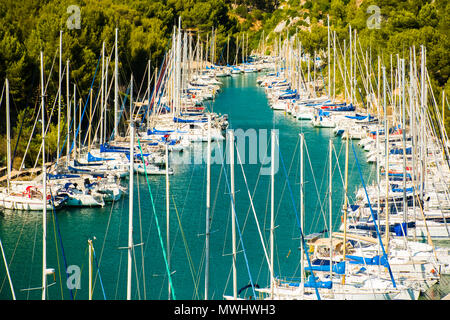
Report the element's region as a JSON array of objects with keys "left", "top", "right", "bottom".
[
  {"left": 401, "top": 58, "right": 407, "bottom": 232},
  {"left": 327, "top": 15, "right": 331, "bottom": 99},
  {"left": 329, "top": 139, "right": 333, "bottom": 279},
  {"left": 40, "top": 51, "right": 47, "bottom": 300},
  {"left": 270, "top": 130, "right": 275, "bottom": 298},
  {"left": 420, "top": 46, "right": 426, "bottom": 203},
  {"left": 57, "top": 30, "right": 62, "bottom": 166},
  {"left": 165, "top": 142, "right": 171, "bottom": 300},
  {"left": 6, "top": 78, "right": 11, "bottom": 193},
  {"left": 104, "top": 56, "right": 109, "bottom": 144},
  {"left": 66, "top": 60, "right": 70, "bottom": 167},
  {"left": 88, "top": 239, "right": 93, "bottom": 300},
  {"left": 349, "top": 25, "right": 352, "bottom": 105},
  {"left": 229, "top": 129, "right": 237, "bottom": 300},
  {"left": 114, "top": 28, "right": 119, "bottom": 140},
  {"left": 226, "top": 35, "right": 229, "bottom": 65},
  {"left": 341, "top": 130, "right": 349, "bottom": 284},
  {"left": 344, "top": 39, "right": 347, "bottom": 103},
  {"left": 147, "top": 59, "right": 151, "bottom": 130},
  {"left": 0, "top": 237, "right": 15, "bottom": 299},
  {"left": 73, "top": 84, "right": 76, "bottom": 159},
  {"left": 383, "top": 66, "right": 390, "bottom": 251},
  {"left": 299, "top": 133, "right": 304, "bottom": 295},
  {"left": 205, "top": 114, "right": 211, "bottom": 300},
  {"left": 127, "top": 75, "right": 134, "bottom": 300},
  {"left": 100, "top": 41, "right": 105, "bottom": 146},
  {"left": 333, "top": 30, "right": 336, "bottom": 102}
]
